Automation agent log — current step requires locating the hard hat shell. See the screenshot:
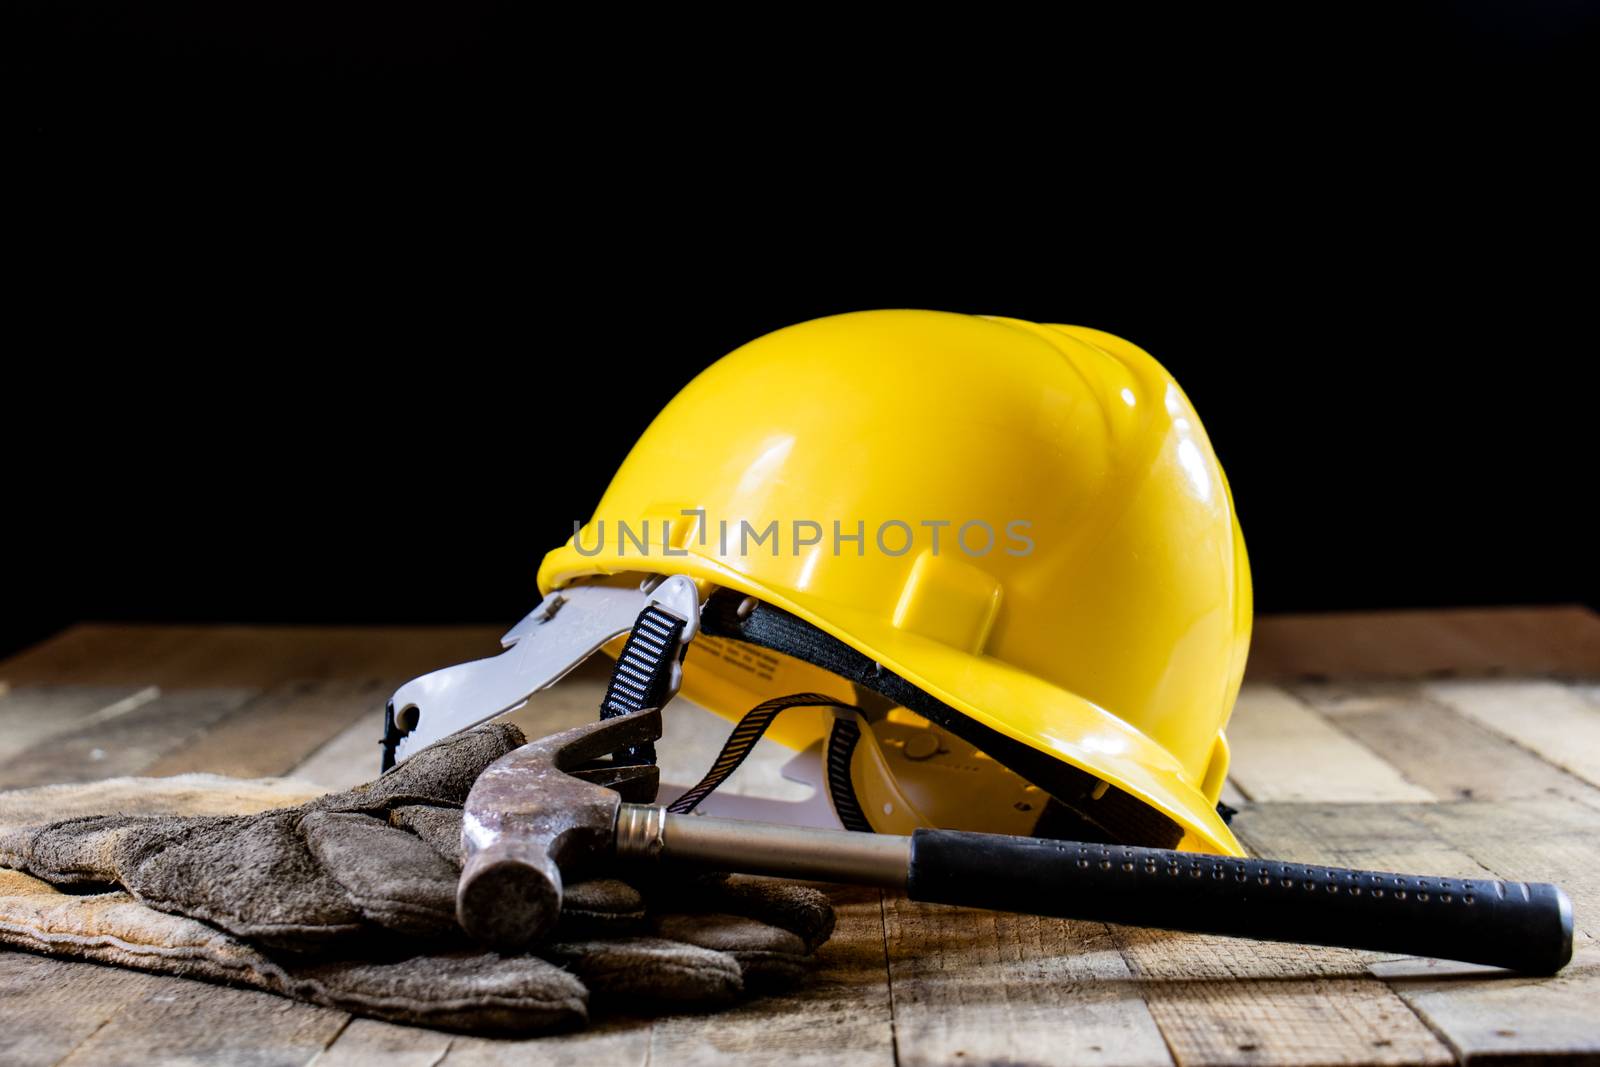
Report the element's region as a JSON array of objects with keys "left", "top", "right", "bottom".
[{"left": 539, "top": 309, "right": 1251, "bottom": 855}]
